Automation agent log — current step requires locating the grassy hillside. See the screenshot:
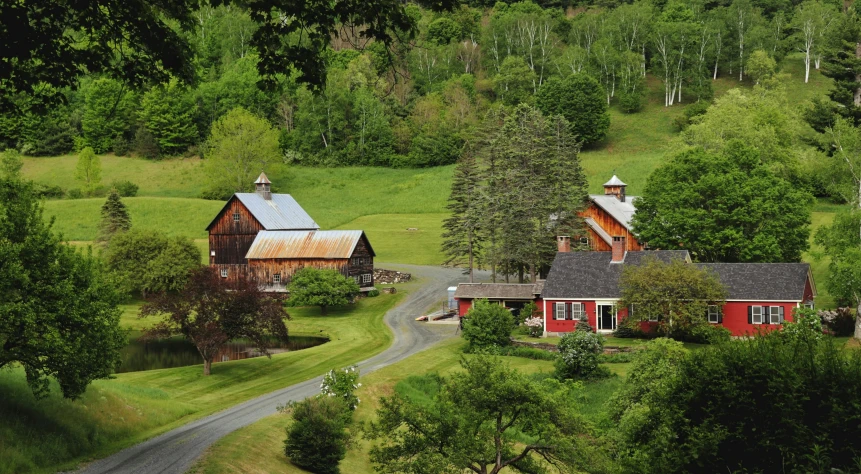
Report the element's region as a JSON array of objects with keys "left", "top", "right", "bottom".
[
  {"left": 0, "top": 290, "right": 406, "bottom": 474},
  {"left": 21, "top": 55, "right": 841, "bottom": 290}
]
